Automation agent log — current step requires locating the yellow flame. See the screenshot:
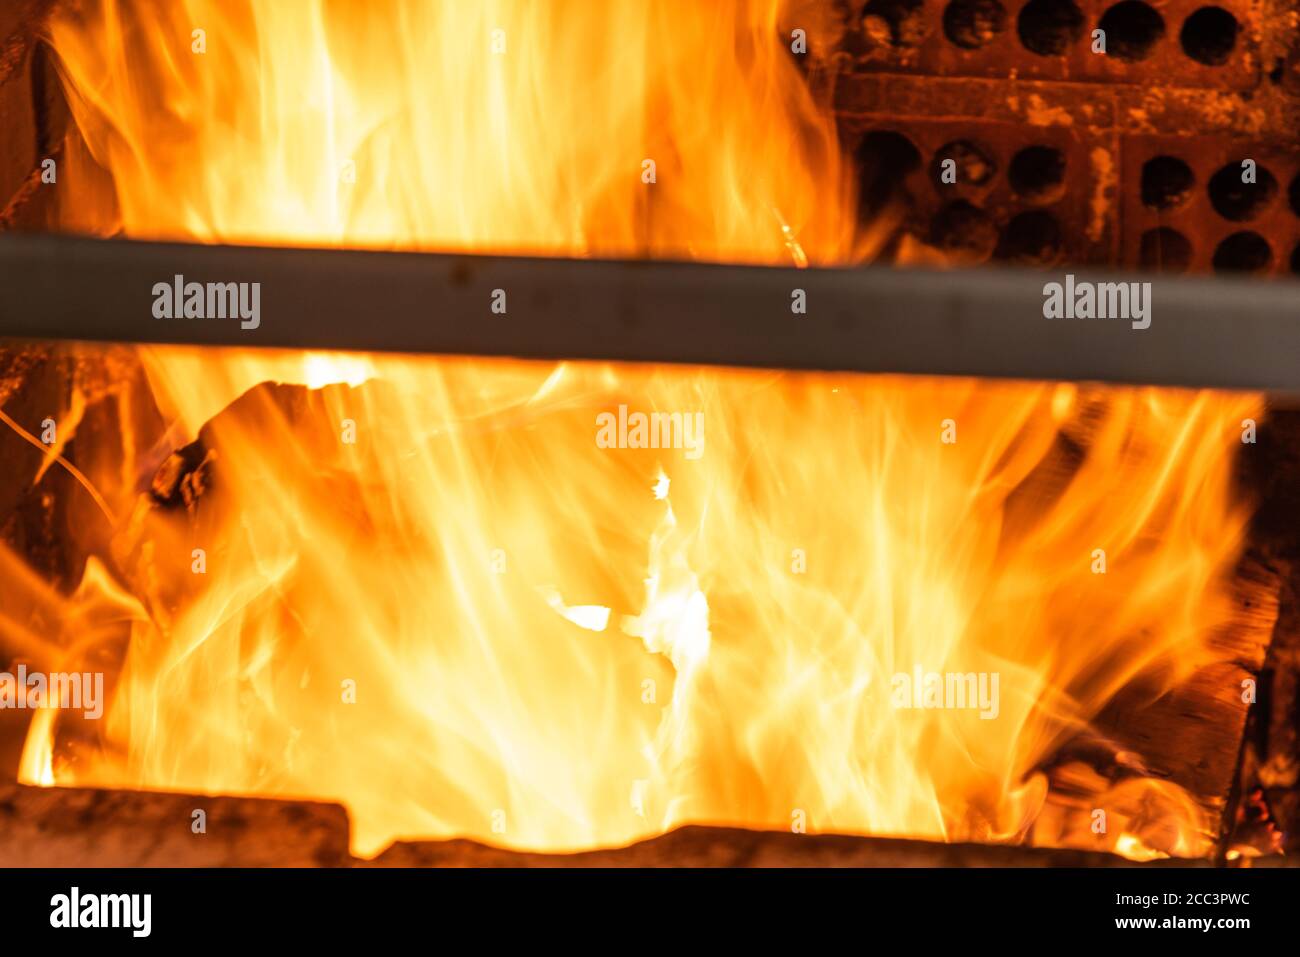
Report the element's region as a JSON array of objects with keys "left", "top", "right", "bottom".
[
  {"left": 18, "top": 709, "right": 57, "bottom": 788},
  {"left": 49, "top": 0, "right": 859, "bottom": 263},
  {"left": 15, "top": 352, "right": 1259, "bottom": 858}
]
